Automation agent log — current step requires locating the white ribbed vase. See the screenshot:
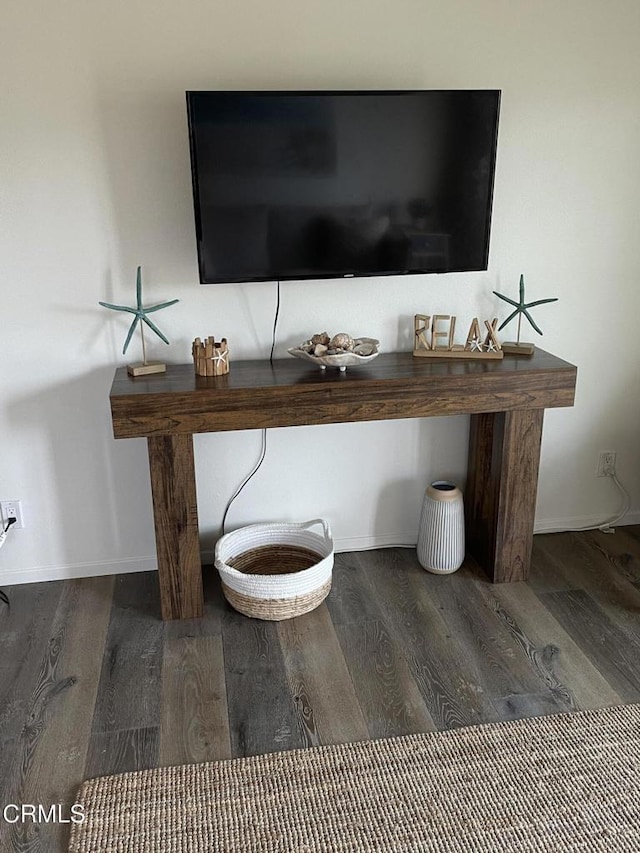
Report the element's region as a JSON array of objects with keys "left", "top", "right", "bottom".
[{"left": 417, "top": 481, "right": 465, "bottom": 574}]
